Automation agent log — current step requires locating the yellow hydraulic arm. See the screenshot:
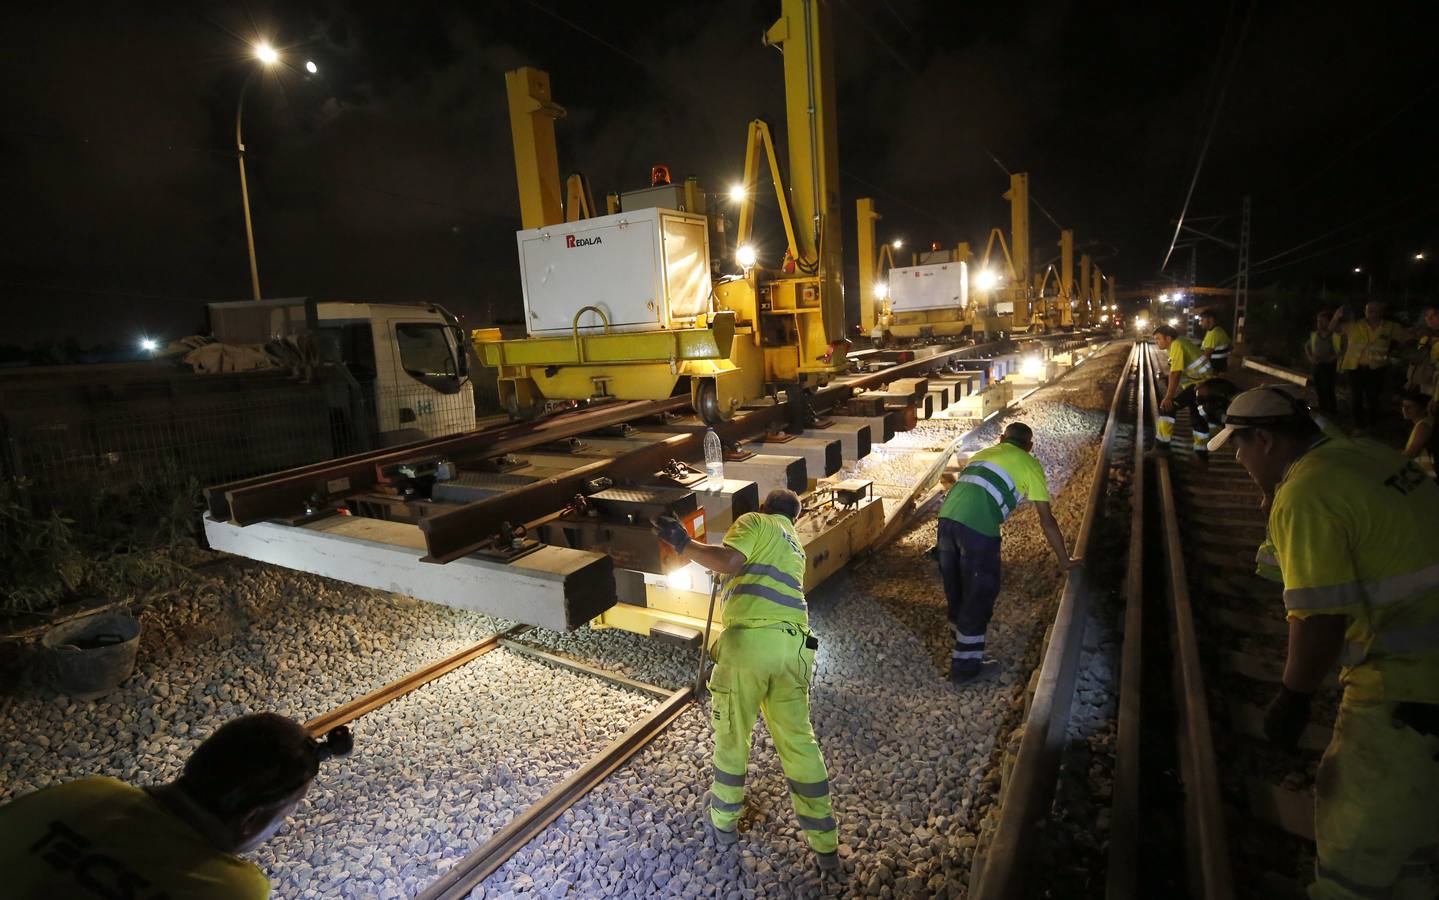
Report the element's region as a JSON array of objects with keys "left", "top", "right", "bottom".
[{"left": 505, "top": 67, "right": 565, "bottom": 229}]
